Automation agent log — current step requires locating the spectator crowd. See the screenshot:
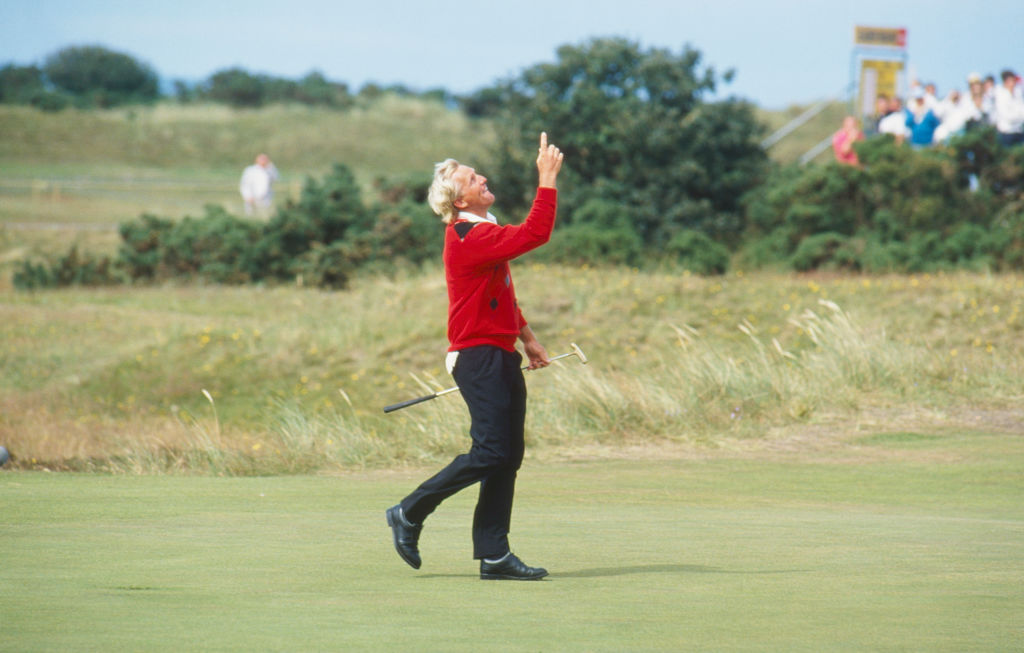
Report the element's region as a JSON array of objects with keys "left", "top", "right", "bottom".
[{"left": 868, "top": 68, "right": 1024, "bottom": 148}]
